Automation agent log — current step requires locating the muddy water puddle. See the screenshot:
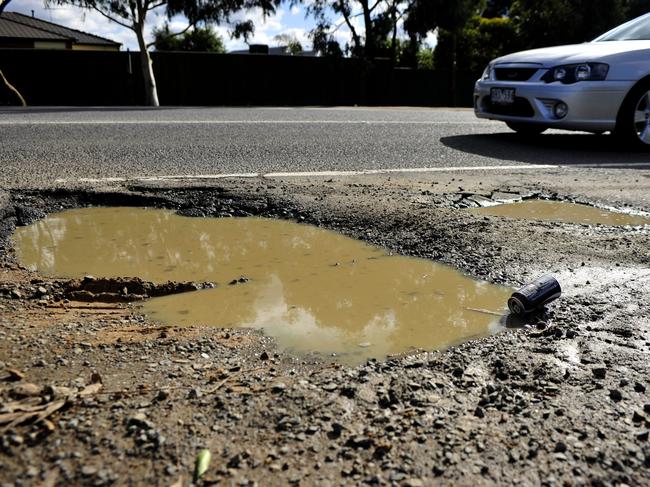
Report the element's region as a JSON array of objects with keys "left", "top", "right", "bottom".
[
  {"left": 14, "top": 207, "right": 512, "bottom": 365},
  {"left": 471, "top": 200, "right": 650, "bottom": 226}
]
